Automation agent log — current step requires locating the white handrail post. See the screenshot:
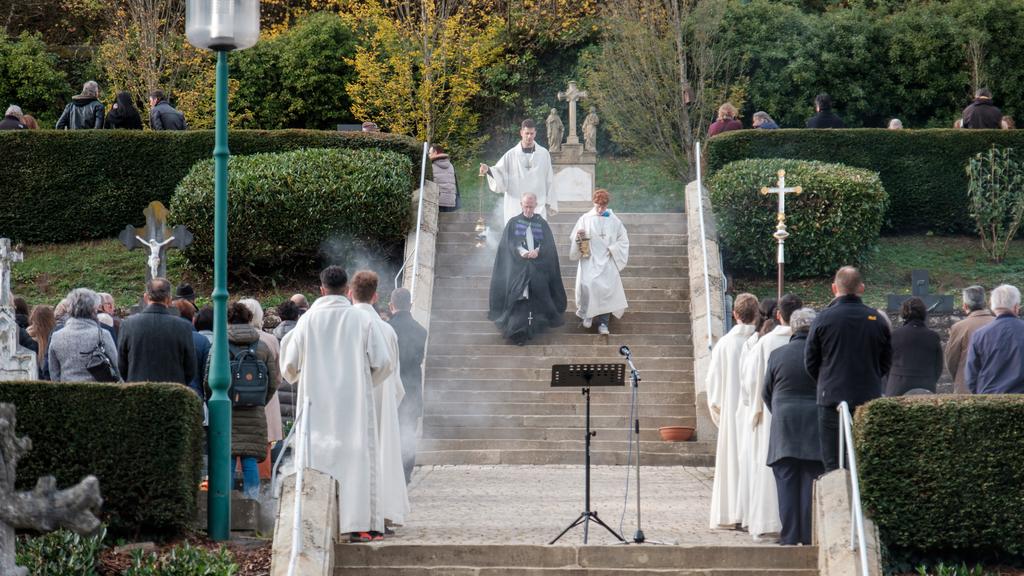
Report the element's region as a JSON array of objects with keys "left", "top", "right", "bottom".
[
  {"left": 694, "top": 141, "right": 714, "bottom": 351},
  {"left": 838, "top": 401, "right": 870, "bottom": 576},
  {"left": 410, "top": 141, "right": 430, "bottom": 302},
  {"left": 287, "top": 396, "right": 312, "bottom": 576}
]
